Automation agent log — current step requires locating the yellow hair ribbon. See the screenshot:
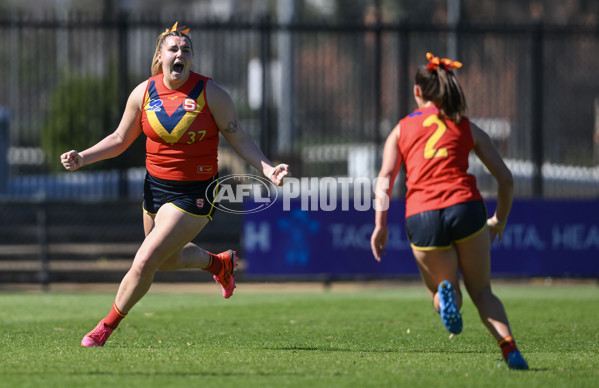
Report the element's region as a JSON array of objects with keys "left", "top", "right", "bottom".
[{"left": 160, "top": 21, "right": 190, "bottom": 38}]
